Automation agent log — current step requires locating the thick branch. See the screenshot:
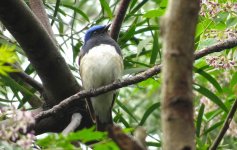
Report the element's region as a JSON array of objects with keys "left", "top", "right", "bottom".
[
  {"left": 29, "top": 0, "right": 55, "bottom": 40},
  {"left": 110, "top": 0, "right": 131, "bottom": 41},
  {"left": 0, "top": 0, "right": 81, "bottom": 106},
  {"left": 34, "top": 38, "right": 236, "bottom": 123},
  {"left": 108, "top": 126, "right": 145, "bottom": 150},
  {"left": 209, "top": 99, "right": 237, "bottom": 150}
]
